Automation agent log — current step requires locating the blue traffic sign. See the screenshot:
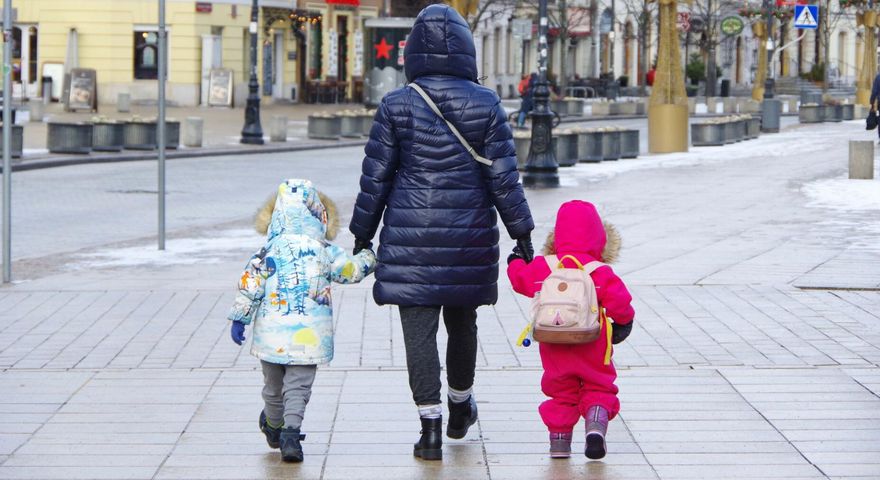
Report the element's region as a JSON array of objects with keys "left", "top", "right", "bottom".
[{"left": 794, "top": 5, "right": 819, "bottom": 29}]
